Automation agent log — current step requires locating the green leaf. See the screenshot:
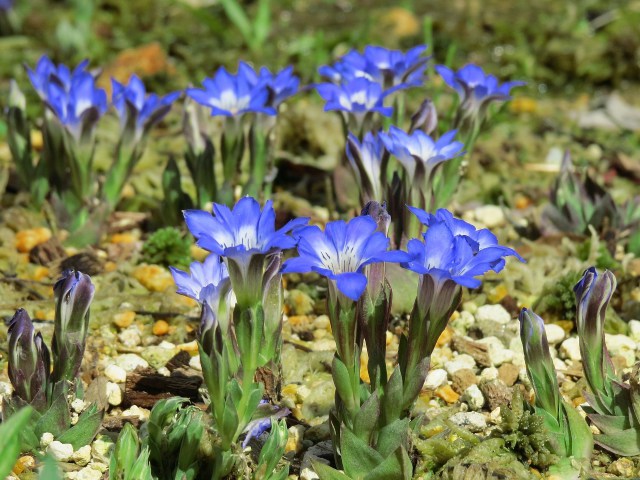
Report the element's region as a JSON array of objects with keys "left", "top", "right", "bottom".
[
  {"left": 313, "top": 461, "right": 351, "bottom": 480},
  {"left": 35, "top": 393, "right": 70, "bottom": 439},
  {"left": 0, "top": 406, "right": 33, "bottom": 479},
  {"left": 57, "top": 404, "right": 103, "bottom": 449},
  {"left": 38, "top": 453, "right": 64, "bottom": 480},
  {"left": 218, "top": 0, "right": 253, "bottom": 48},
  {"left": 375, "top": 418, "right": 409, "bottom": 459},
  {"left": 365, "top": 446, "right": 412, "bottom": 480},
  {"left": 353, "top": 392, "right": 380, "bottom": 442},
  {"left": 341, "top": 427, "right": 384, "bottom": 478},
  {"left": 253, "top": 0, "right": 271, "bottom": 45},
  {"left": 381, "top": 367, "right": 403, "bottom": 423},
  {"left": 333, "top": 356, "right": 356, "bottom": 413},
  {"left": 562, "top": 401, "right": 593, "bottom": 460},
  {"left": 595, "top": 428, "right": 640, "bottom": 456}
]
